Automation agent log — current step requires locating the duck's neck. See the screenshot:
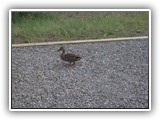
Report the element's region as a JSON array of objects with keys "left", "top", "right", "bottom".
[
  {"left": 61, "top": 49, "right": 65, "bottom": 55},
  {"left": 60, "top": 50, "right": 65, "bottom": 59}
]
